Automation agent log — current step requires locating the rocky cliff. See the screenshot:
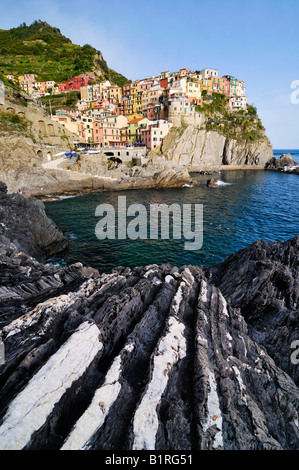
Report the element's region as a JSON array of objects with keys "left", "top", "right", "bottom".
[
  {"left": 0, "top": 182, "right": 68, "bottom": 259},
  {"left": 159, "top": 126, "right": 273, "bottom": 170},
  {"left": 0, "top": 190, "right": 298, "bottom": 450},
  {"left": 208, "top": 236, "right": 299, "bottom": 387}
]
